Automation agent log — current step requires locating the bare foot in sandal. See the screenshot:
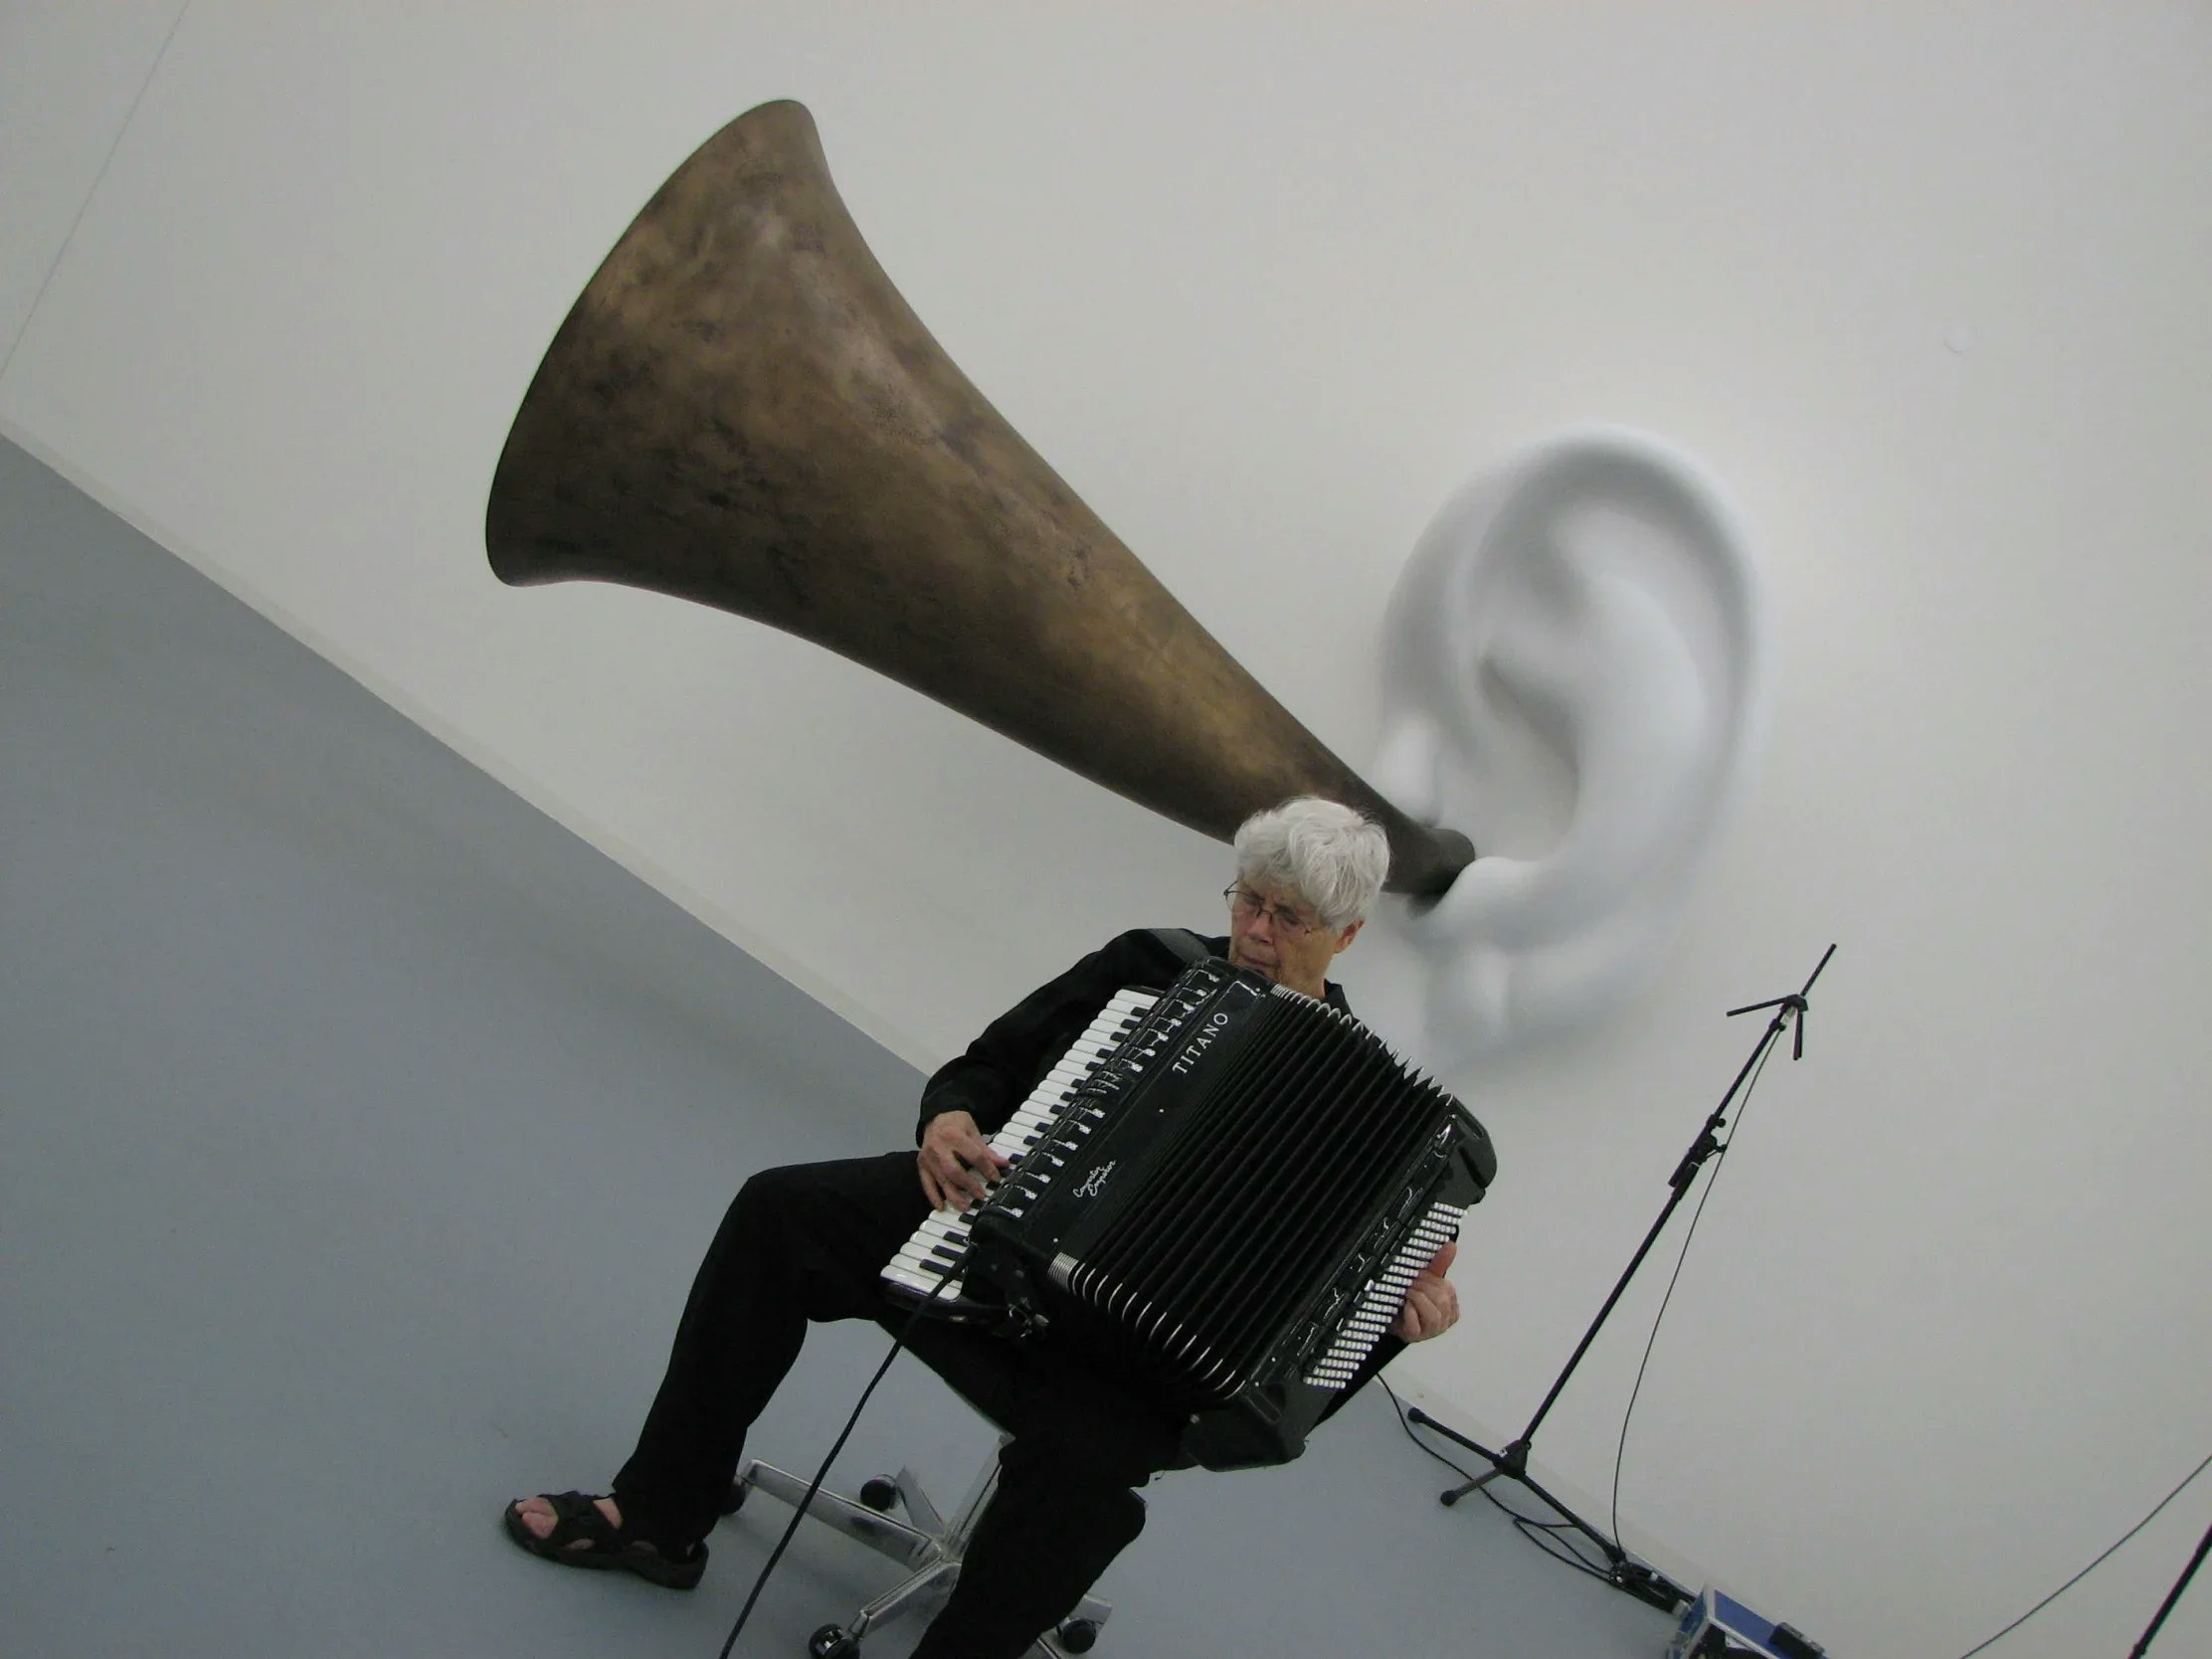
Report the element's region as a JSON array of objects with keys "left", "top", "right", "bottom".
[
  {"left": 502, "top": 1490, "right": 706, "bottom": 1589},
  {"left": 510, "top": 1492, "right": 622, "bottom": 1540}
]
